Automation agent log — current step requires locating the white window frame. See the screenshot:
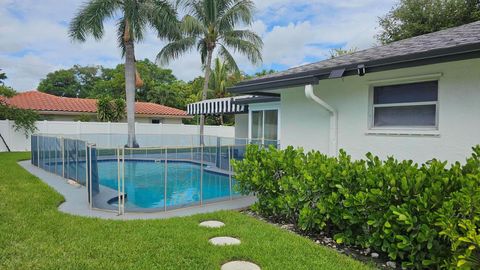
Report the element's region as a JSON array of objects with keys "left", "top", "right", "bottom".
[
  {"left": 248, "top": 102, "right": 281, "bottom": 144},
  {"left": 367, "top": 74, "right": 442, "bottom": 133}
]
